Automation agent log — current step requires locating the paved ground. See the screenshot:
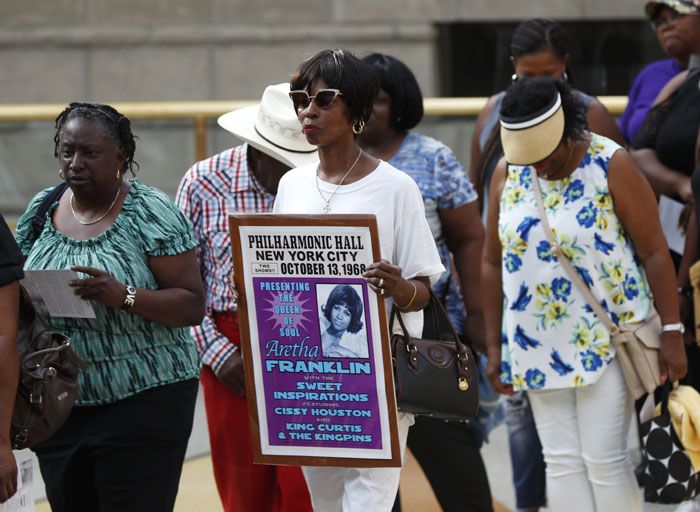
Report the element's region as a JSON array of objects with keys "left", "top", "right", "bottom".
[
  {"left": 480, "top": 421, "right": 683, "bottom": 511},
  {"left": 29, "top": 387, "right": 690, "bottom": 511}
]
